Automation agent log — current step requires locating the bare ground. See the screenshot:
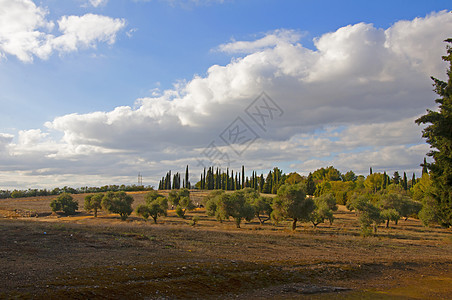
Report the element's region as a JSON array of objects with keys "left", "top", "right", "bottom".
[{"left": 0, "top": 193, "right": 451, "bottom": 299}]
